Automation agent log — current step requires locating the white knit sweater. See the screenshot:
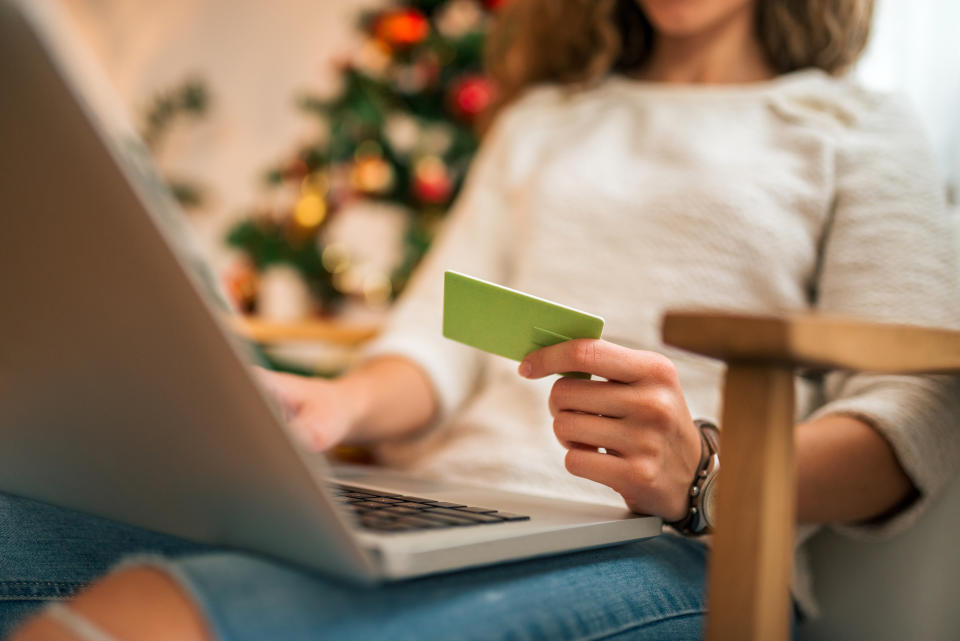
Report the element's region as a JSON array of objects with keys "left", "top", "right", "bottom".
[{"left": 364, "top": 69, "right": 960, "bottom": 613}]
